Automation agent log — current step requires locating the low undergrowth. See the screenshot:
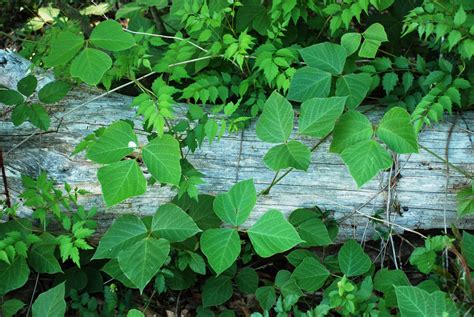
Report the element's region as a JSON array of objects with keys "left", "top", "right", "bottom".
[{"left": 0, "top": 175, "right": 473, "bottom": 316}]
